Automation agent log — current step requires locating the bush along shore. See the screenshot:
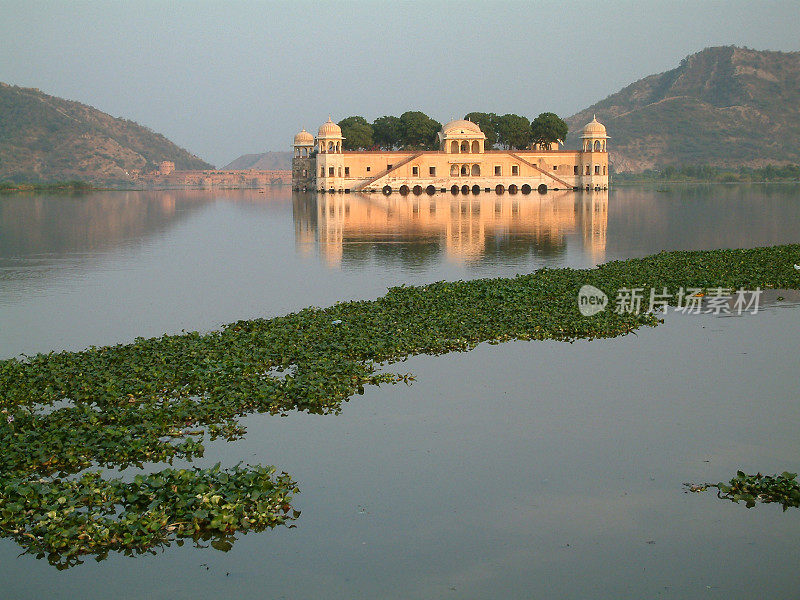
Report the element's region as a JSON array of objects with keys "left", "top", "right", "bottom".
[
  {"left": 1, "top": 244, "right": 800, "bottom": 566},
  {"left": 0, "top": 180, "right": 94, "bottom": 193},
  {"left": 613, "top": 164, "right": 800, "bottom": 184}
]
